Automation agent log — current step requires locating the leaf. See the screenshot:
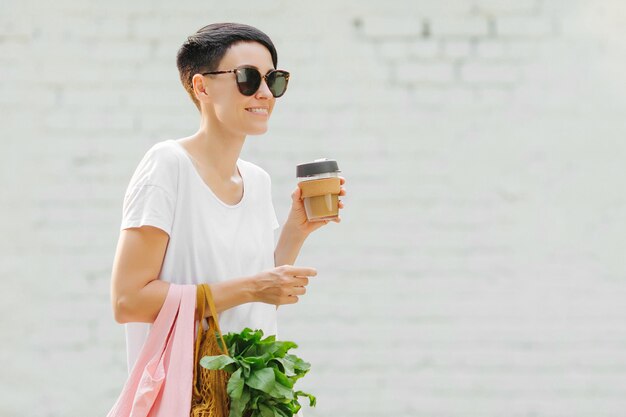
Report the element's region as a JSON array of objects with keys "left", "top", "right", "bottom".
[
  {"left": 288, "top": 373, "right": 305, "bottom": 384},
  {"left": 240, "top": 359, "right": 251, "bottom": 378},
  {"left": 227, "top": 332, "right": 249, "bottom": 357},
  {"left": 255, "top": 335, "right": 276, "bottom": 355},
  {"left": 274, "top": 404, "right": 291, "bottom": 417},
  {"left": 239, "top": 343, "right": 254, "bottom": 357},
  {"left": 290, "top": 398, "right": 301, "bottom": 414},
  {"left": 236, "top": 330, "right": 263, "bottom": 356},
  {"left": 246, "top": 368, "right": 275, "bottom": 393},
  {"left": 249, "top": 392, "right": 262, "bottom": 410},
  {"left": 273, "top": 367, "right": 294, "bottom": 389},
  {"left": 249, "top": 342, "right": 271, "bottom": 357},
  {"left": 268, "top": 358, "right": 285, "bottom": 374},
  {"left": 285, "top": 354, "right": 310, "bottom": 373},
  {"left": 241, "top": 327, "right": 264, "bottom": 344},
  {"left": 258, "top": 403, "right": 274, "bottom": 417},
  {"left": 268, "top": 381, "right": 294, "bottom": 401},
  {"left": 227, "top": 368, "right": 244, "bottom": 399},
  {"left": 295, "top": 390, "right": 317, "bottom": 407},
  {"left": 269, "top": 357, "right": 293, "bottom": 375},
  {"left": 272, "top": 354, "right": 309, "bottom": 378},
  {"left": 243, "top": 352, "right": 272, "bottom": 370},
  {"left": 200, "top": 355, "right": 236, "bottom": 371},
  {"left": 228, "top": 387, "right": 250, "bottom": 417},
  {"left": 270, "top": 341, "right": 298, "bottom": 358}
]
